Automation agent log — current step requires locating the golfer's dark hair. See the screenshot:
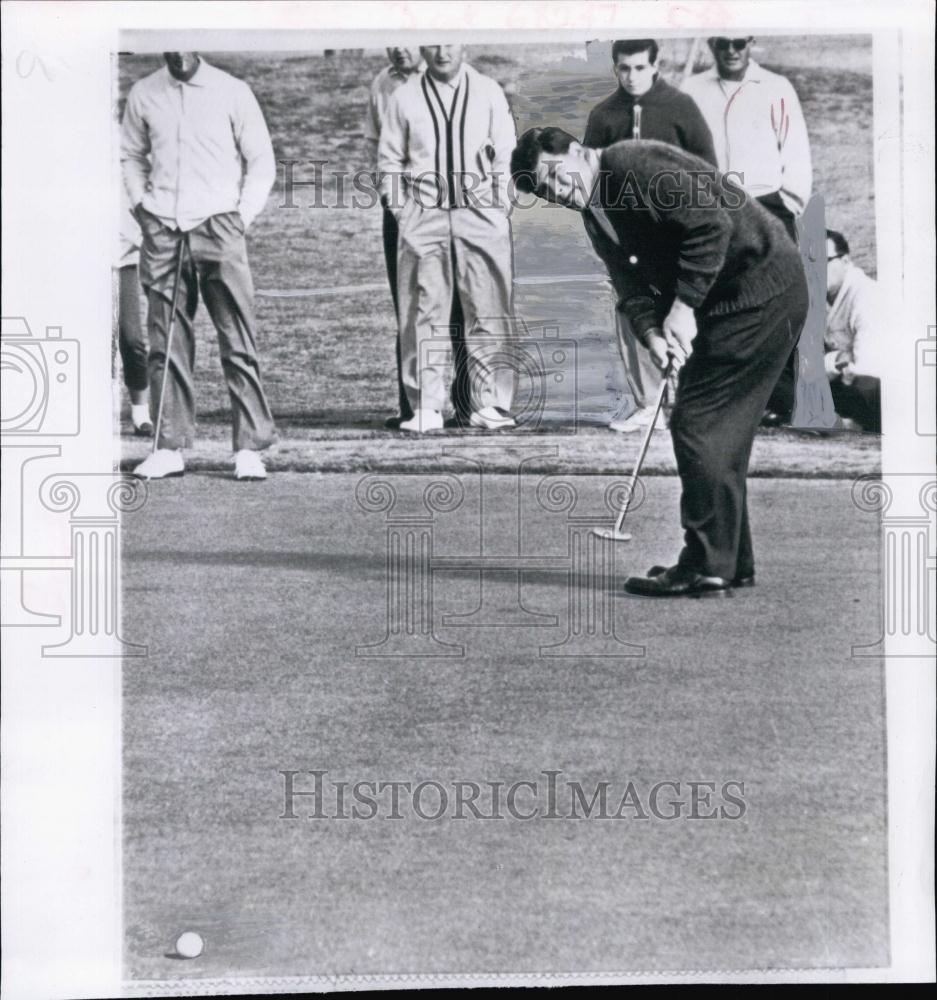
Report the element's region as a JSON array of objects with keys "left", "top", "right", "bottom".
[
  {"left": 611, "top": 39, "right": 659, "bottom": 64},
  {"left": 510, "top": 127, "right": 578, "bottom": 196},
  {"left": 827, "top": 229, "right": 850, "bottom": 257}
]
